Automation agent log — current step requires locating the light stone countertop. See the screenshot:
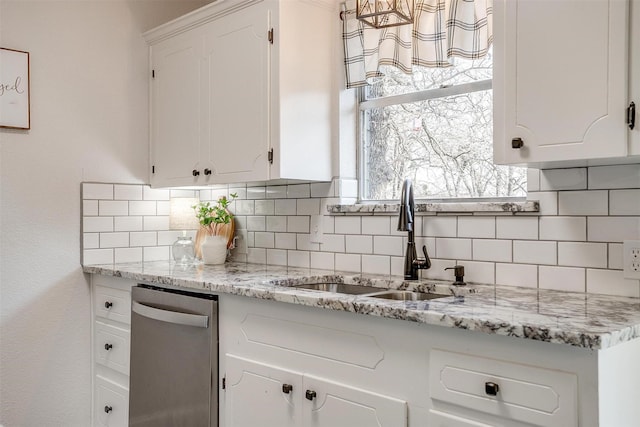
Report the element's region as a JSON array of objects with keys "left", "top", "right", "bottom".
[{"left": 83, "top": 261, "right": 640, "bottom": 350}]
